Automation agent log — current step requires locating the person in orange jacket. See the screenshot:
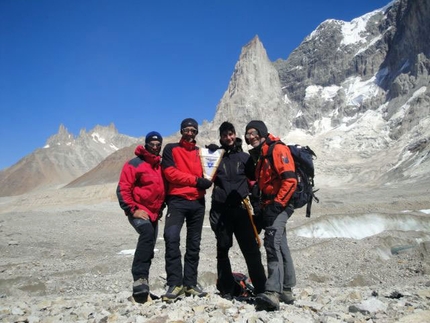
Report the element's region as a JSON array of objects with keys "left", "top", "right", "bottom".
[
  {"left": 245, "top": 120, "right": 298, "bottom": 311},
  {"left": 116, "top": 131, "right": 165, "bottom": 302}
]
